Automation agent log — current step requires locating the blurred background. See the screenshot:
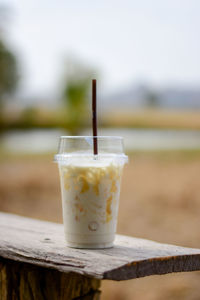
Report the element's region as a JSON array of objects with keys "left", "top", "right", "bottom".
[{"left": 1, "top": 0, "right": 200, "bottom": 299}]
